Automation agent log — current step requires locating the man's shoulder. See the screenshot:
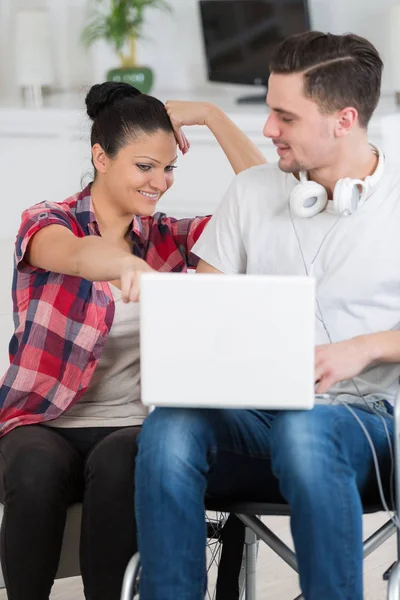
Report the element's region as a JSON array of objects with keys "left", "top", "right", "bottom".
[
  {"left": 382, "top": 158, "right": 400, "bottom": 186},
  {"left": 235, "top": 162, "right": 295, "bottom": 192},
  {"left": 230, "top": 163, "right": 296, "bottom": 215}
]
